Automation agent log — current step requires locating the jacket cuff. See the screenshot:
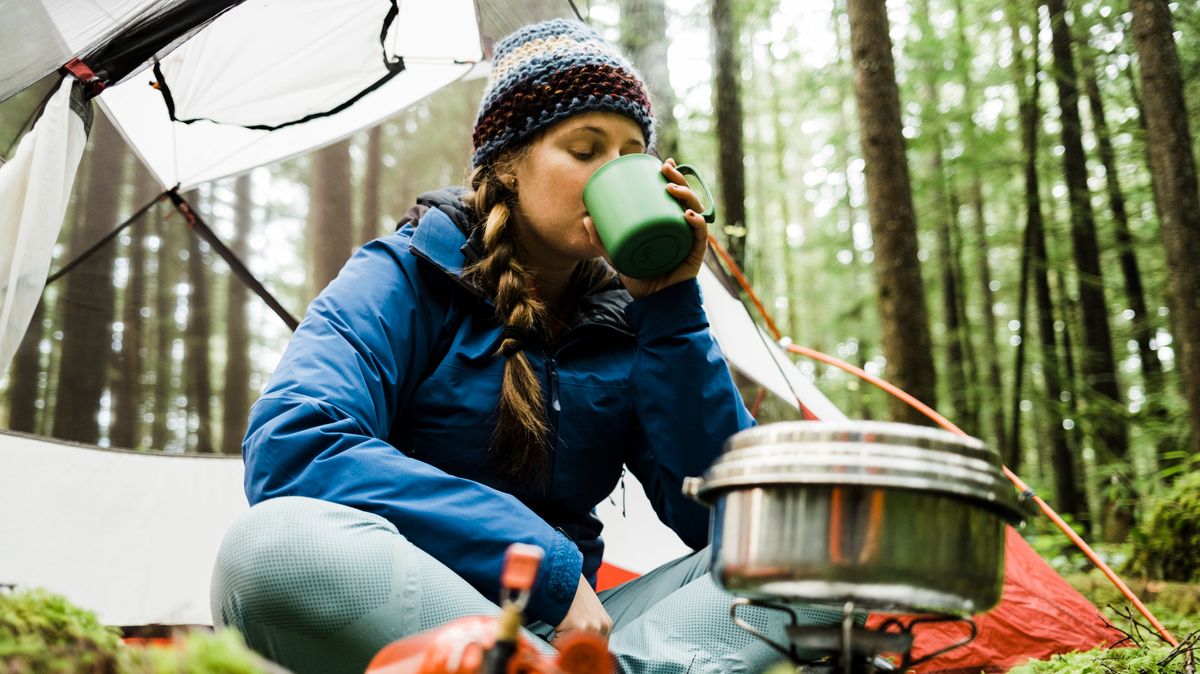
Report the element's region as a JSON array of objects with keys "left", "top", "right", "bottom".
[
  {"left": 529, "top": 532, "right": 584, "bottom": 627},
  {"left": 624, "top": 278, "right": 707, "bottom": 342}
]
